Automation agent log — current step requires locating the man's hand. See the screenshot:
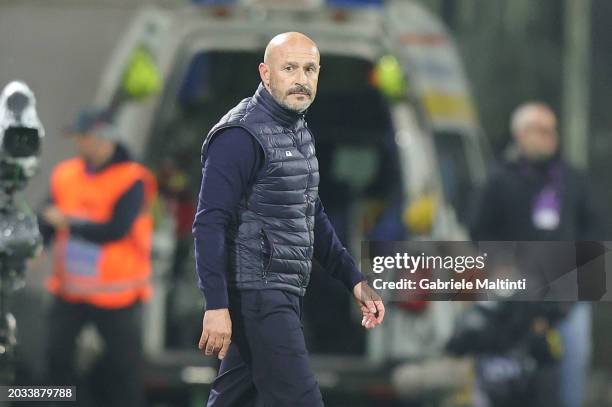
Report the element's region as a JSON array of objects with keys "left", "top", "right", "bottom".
[
  {"left": 199, "top": 308, "right": 232, "bottom": 360},
  {"left": 41, "top": 206, "right": 69, "bottom": 230},
  {"left": 353, "top": 280, "right": 385, "bottom": 329}
]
